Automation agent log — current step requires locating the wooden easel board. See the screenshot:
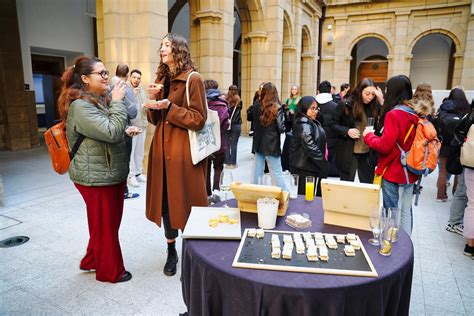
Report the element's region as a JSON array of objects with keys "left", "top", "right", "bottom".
[
  {"left": 321, "top": 179, "right": 380, "bottom": 231},
  {"left": 230, "top": 182, "right": 289, "bottom": 216},
  {"left": 232, "top": 229, "right": 378, "bottom": 277}
]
